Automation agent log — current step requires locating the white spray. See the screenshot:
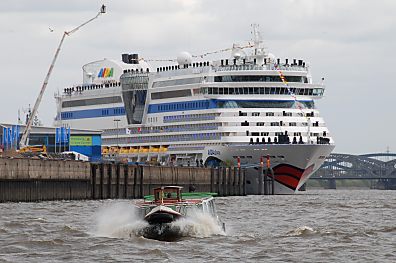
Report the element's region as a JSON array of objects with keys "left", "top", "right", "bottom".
[
  {"left": 171, "top": 209, "right": 226, "bottom": 238},
  {"left": 93, "top": 202, "right": 225, "bottom": 240},
  {"left": 93, "top": 201, "right": 148, "bottom": 239}
]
